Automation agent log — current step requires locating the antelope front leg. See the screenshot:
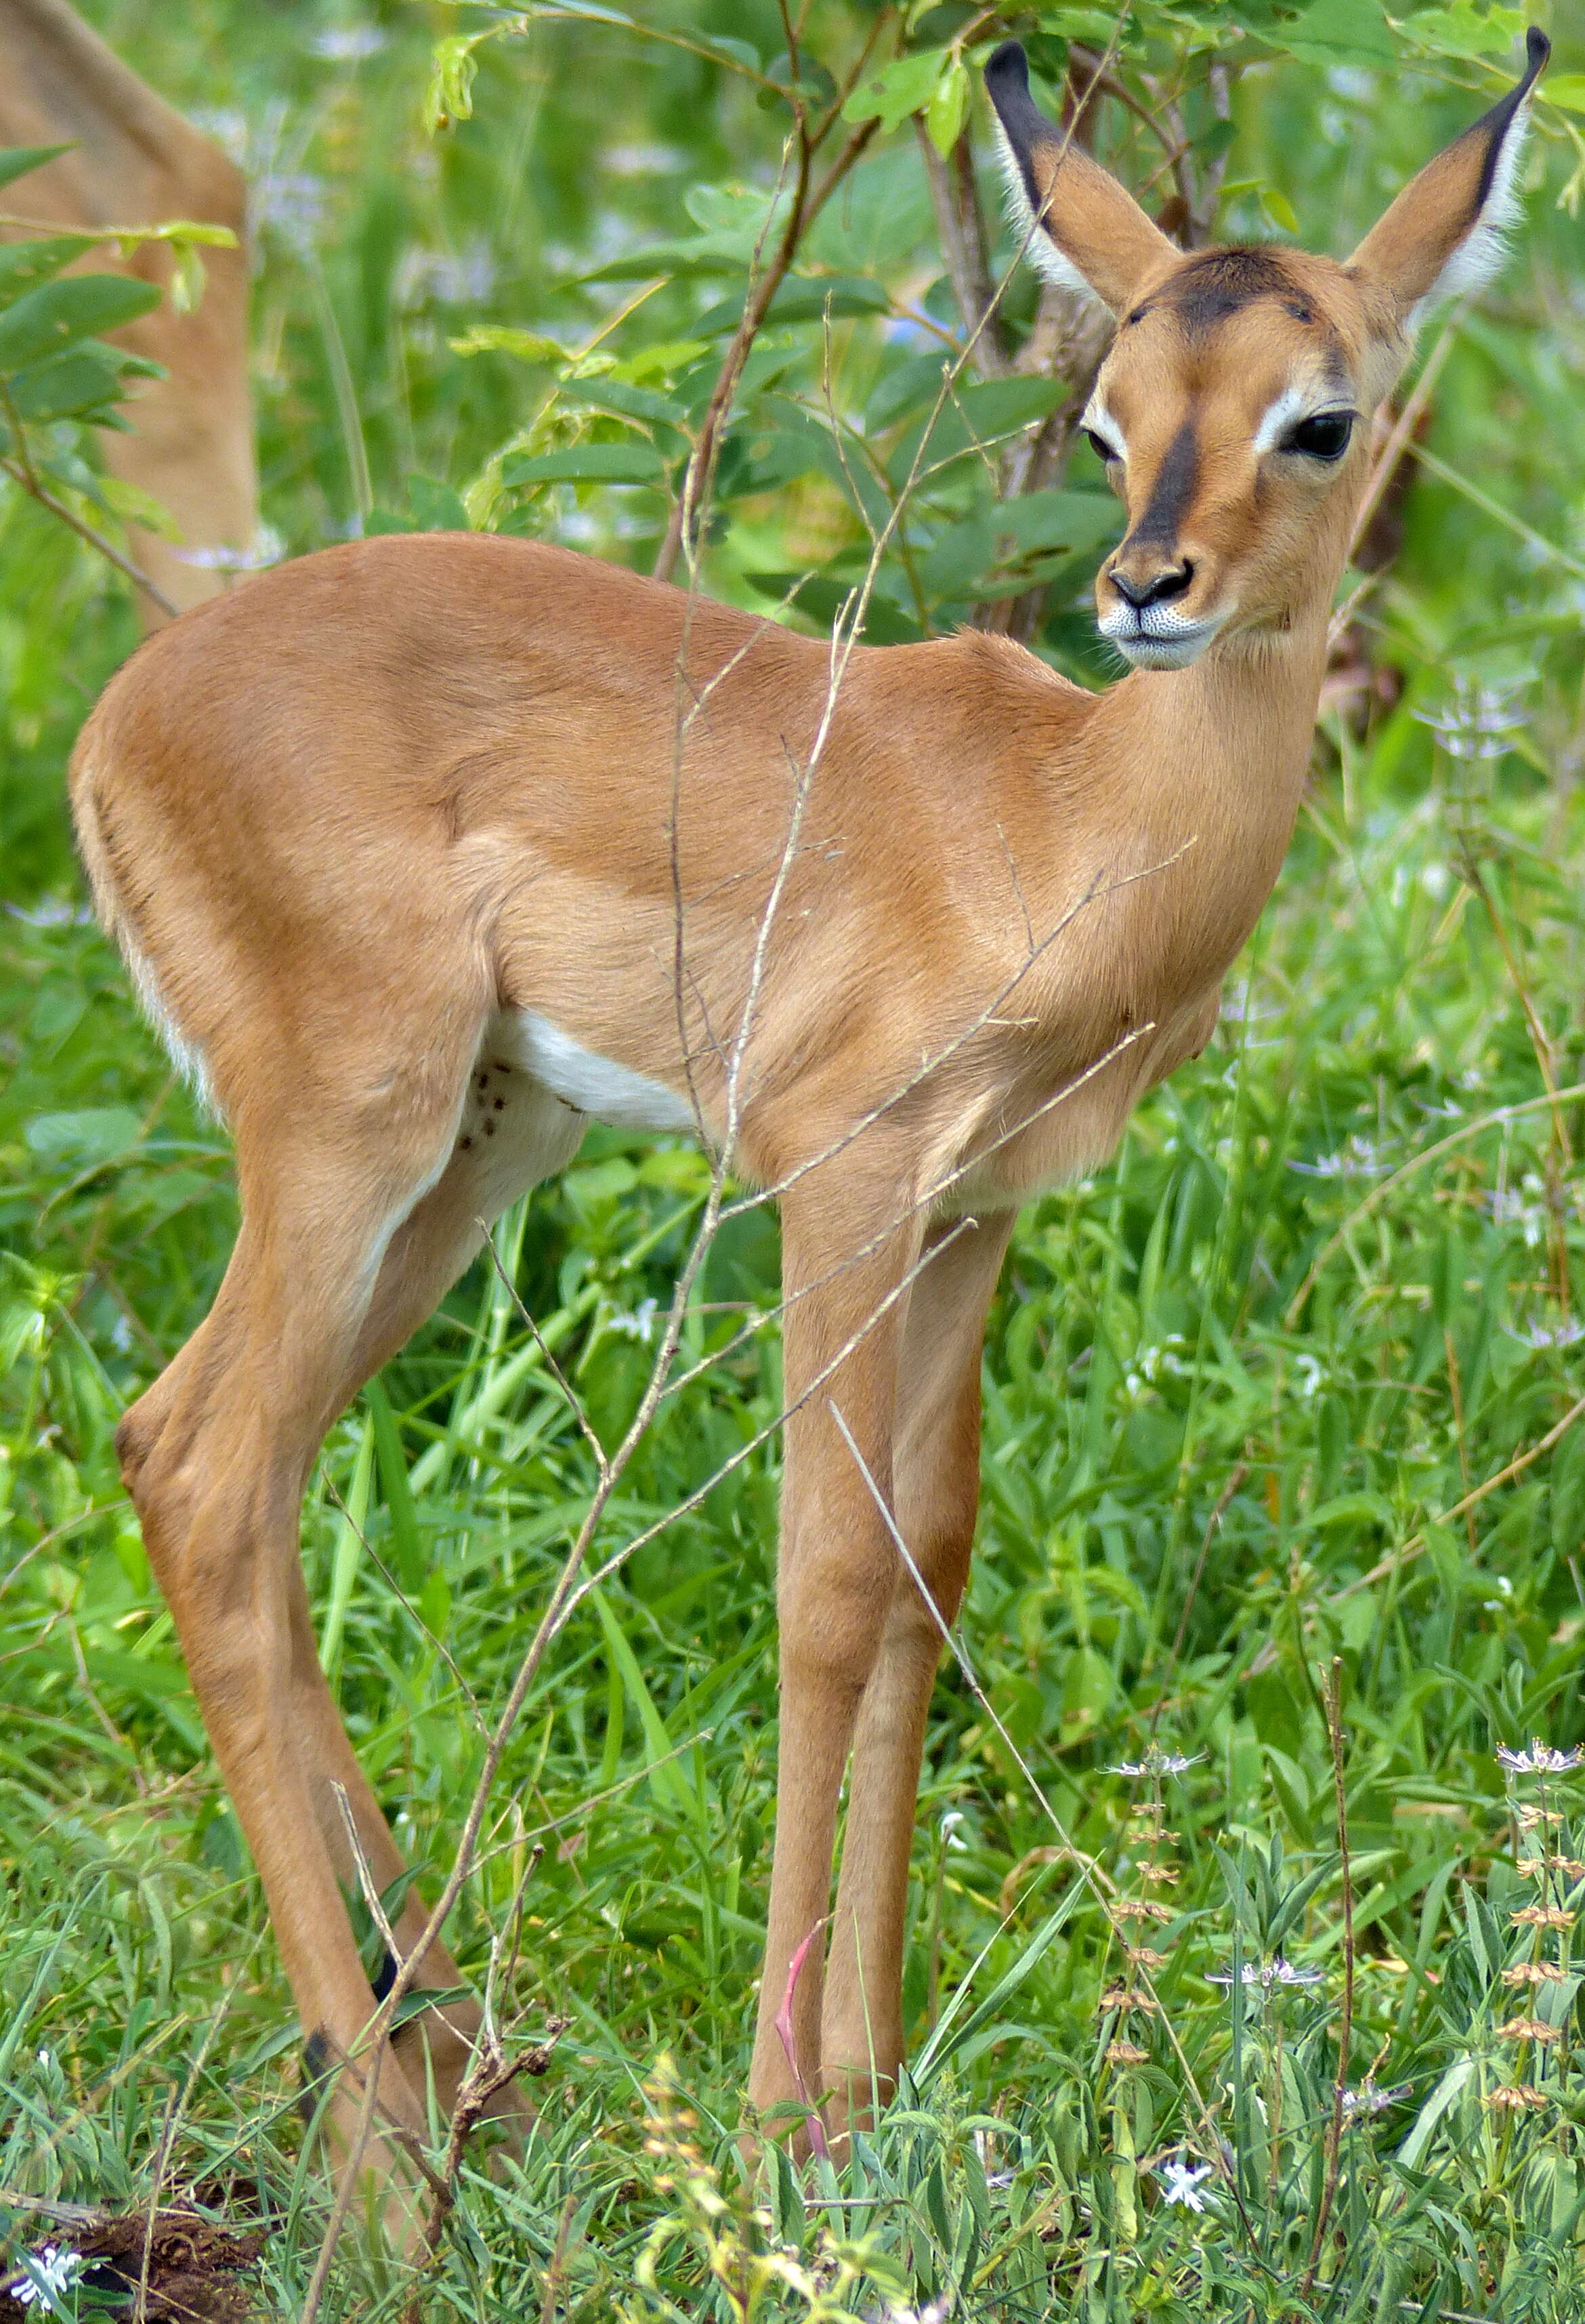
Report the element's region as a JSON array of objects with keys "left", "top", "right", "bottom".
[
  {"left": 819, "top": 1211, "right": 1015, "bottom": 2130},
  {"left": 747, "top": 1184, "right": 923, "bottom": 2136}
]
